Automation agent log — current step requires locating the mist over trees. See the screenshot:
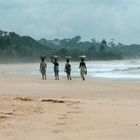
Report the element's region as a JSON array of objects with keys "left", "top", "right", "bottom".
[{"left": 0, "top": 30, "right": 140, "bottom": 62}]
